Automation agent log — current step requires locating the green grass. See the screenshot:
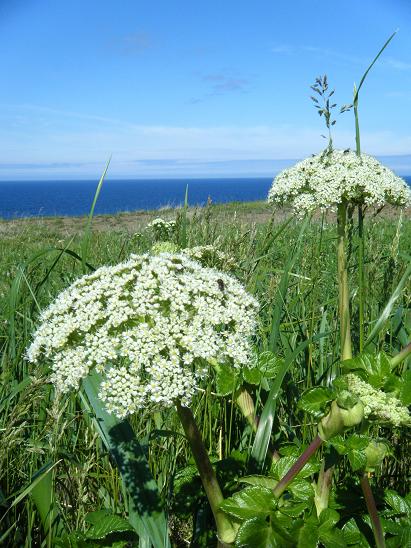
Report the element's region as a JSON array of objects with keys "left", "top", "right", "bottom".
[{"left": 0, "top": 201, "right": 410, "bottom": 546}]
